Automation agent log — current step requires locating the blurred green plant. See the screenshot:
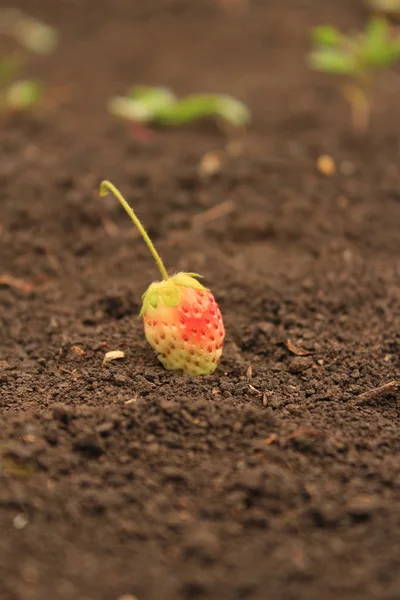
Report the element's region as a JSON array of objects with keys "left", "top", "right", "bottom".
[
  {"left": 308, "top": 17, "right": 400, "bottom": 133},
  {"left": 0, "top": 9, "right": 58, "bottom": 113},
  {"left": 107, "top": 85, "right": 251, "bottom": 130}
]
